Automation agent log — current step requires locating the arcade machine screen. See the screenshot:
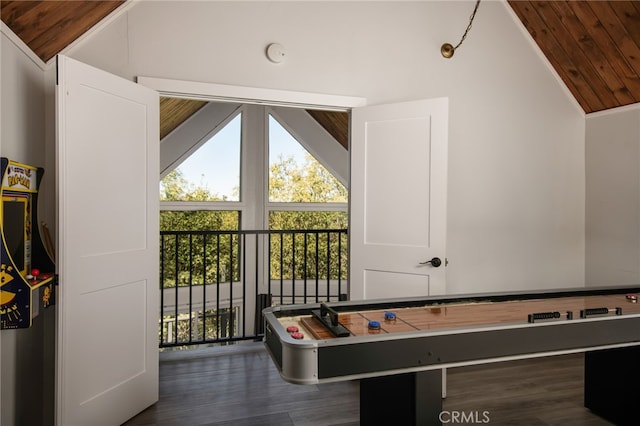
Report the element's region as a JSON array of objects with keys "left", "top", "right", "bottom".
[{"left": 2, "top": 197, "right": 28, "bottom": 276}]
